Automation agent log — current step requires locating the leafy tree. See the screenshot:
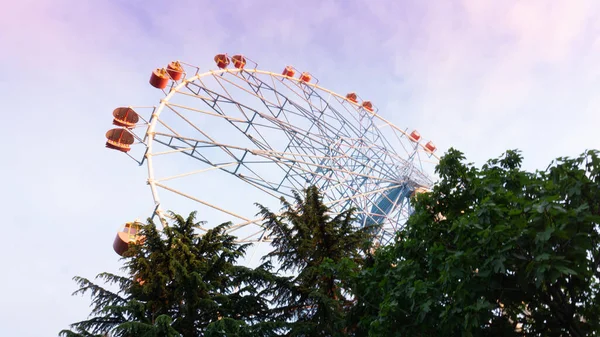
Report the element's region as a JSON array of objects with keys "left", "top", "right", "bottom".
[
  {"left": 256, "top": 185, "right": 375, "bottom": 336},
  {"left": 61, "top": 212, "right": 280, "bottom": 337},
  {"left": 354, "top": 149, "right": 600, "bottom": 336}
]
